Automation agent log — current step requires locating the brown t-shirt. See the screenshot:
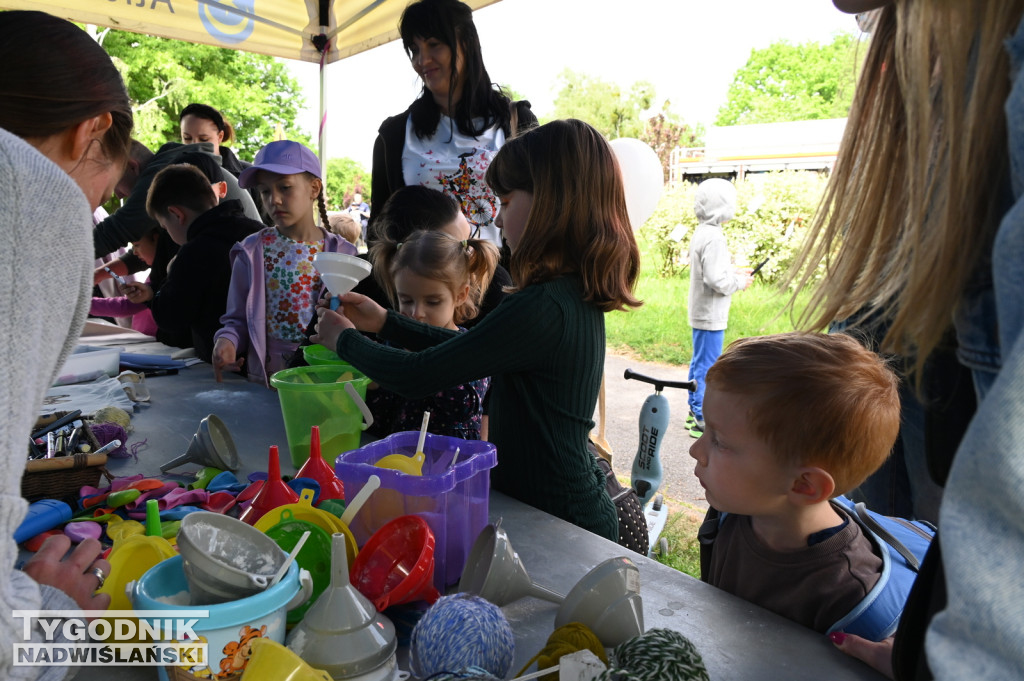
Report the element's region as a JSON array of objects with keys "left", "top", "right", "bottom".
[{"left": 706, "top": 506, "right": 883, "bottom": 633}]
